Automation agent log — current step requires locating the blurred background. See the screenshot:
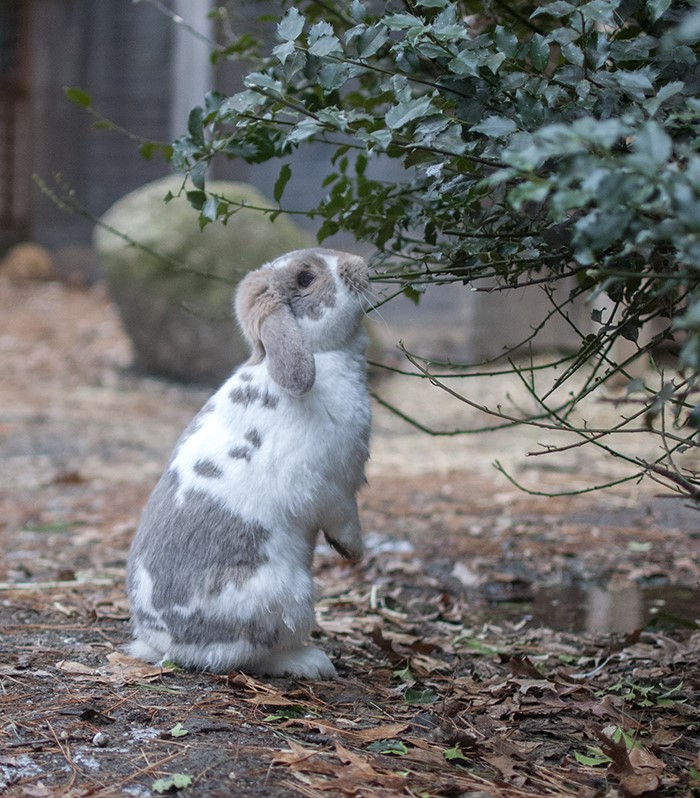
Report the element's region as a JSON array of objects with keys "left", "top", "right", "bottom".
[{"left": 0, "top": 0, "right": 603, "bottom": 364}]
